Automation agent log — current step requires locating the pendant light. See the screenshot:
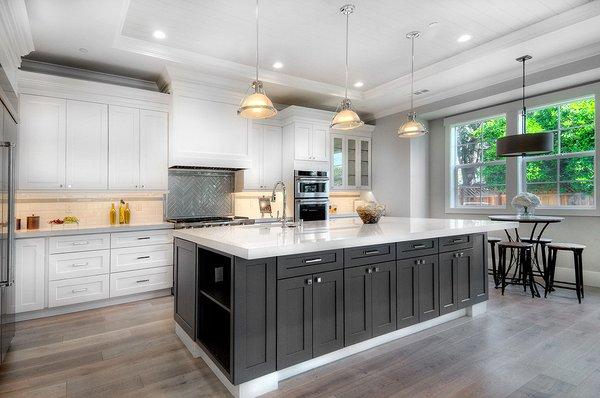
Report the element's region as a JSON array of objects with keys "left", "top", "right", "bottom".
[
  {"left": 398, "top": 31, "right": 428, "bottom": 138},
  {"left": 496, "top": 55, "right": 553, "bottom": 157},
  {"left": 238, "top": 0, "right": 277, "bottom": 119},
  {"left": 331, "top": 4, "right": 364, "bottom": 130}
]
